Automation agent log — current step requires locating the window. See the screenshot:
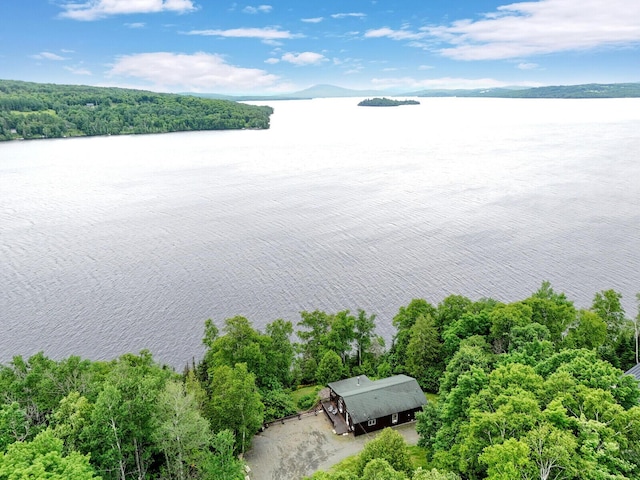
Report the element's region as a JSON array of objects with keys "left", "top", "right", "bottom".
[
  {"left": 392, "top": 413, "right": 398, "bottom": 424},
  {"left": 367, "top": 418, "right": 376, "bottom": 426}
]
